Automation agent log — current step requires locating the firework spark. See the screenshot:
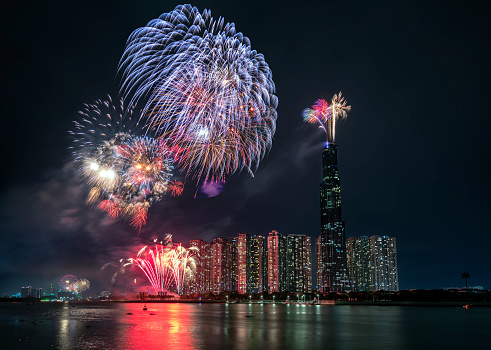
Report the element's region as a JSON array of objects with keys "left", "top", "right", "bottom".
[
  {"left": 302, "top": 92, "right": 351, "bottom": 144},
  {"left": 59, "top": 274, "right": 78, "bottom": 292},
  {"left": 119, "top": 4, "right": 278, "bottom": 182},
  {"left": 168, "top": 180, "right": 184, "bottom": 197},
  {"left": 58, "top": 275, "right": 90, "bottom": 293},
  {"left": 73, "top": 278, "right": 91, "bottom": 293},
  {"left": 129, "top": 235, "right": 198, "bottom": 295},
  {"left": 69, "top": 96, "right": 177, "bottom": 230}
]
